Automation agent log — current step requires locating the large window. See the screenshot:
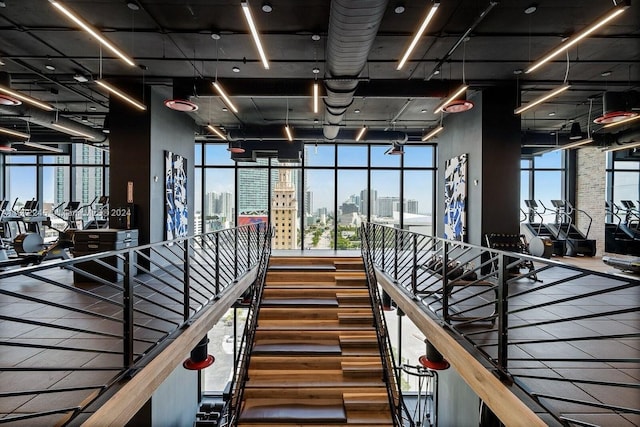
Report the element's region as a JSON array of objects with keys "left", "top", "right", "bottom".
[
  {"left": 2, "top": 146, "right": 108, "bottom": 230},
  {"left": 197, "top": 142, "right": 437, "bottom": 250},
  {"left": 607, "top": 155, "right": 640, "bottom": 215},
  {"left": 520, "top": 151, "right": 566, "bottom": 222}
]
